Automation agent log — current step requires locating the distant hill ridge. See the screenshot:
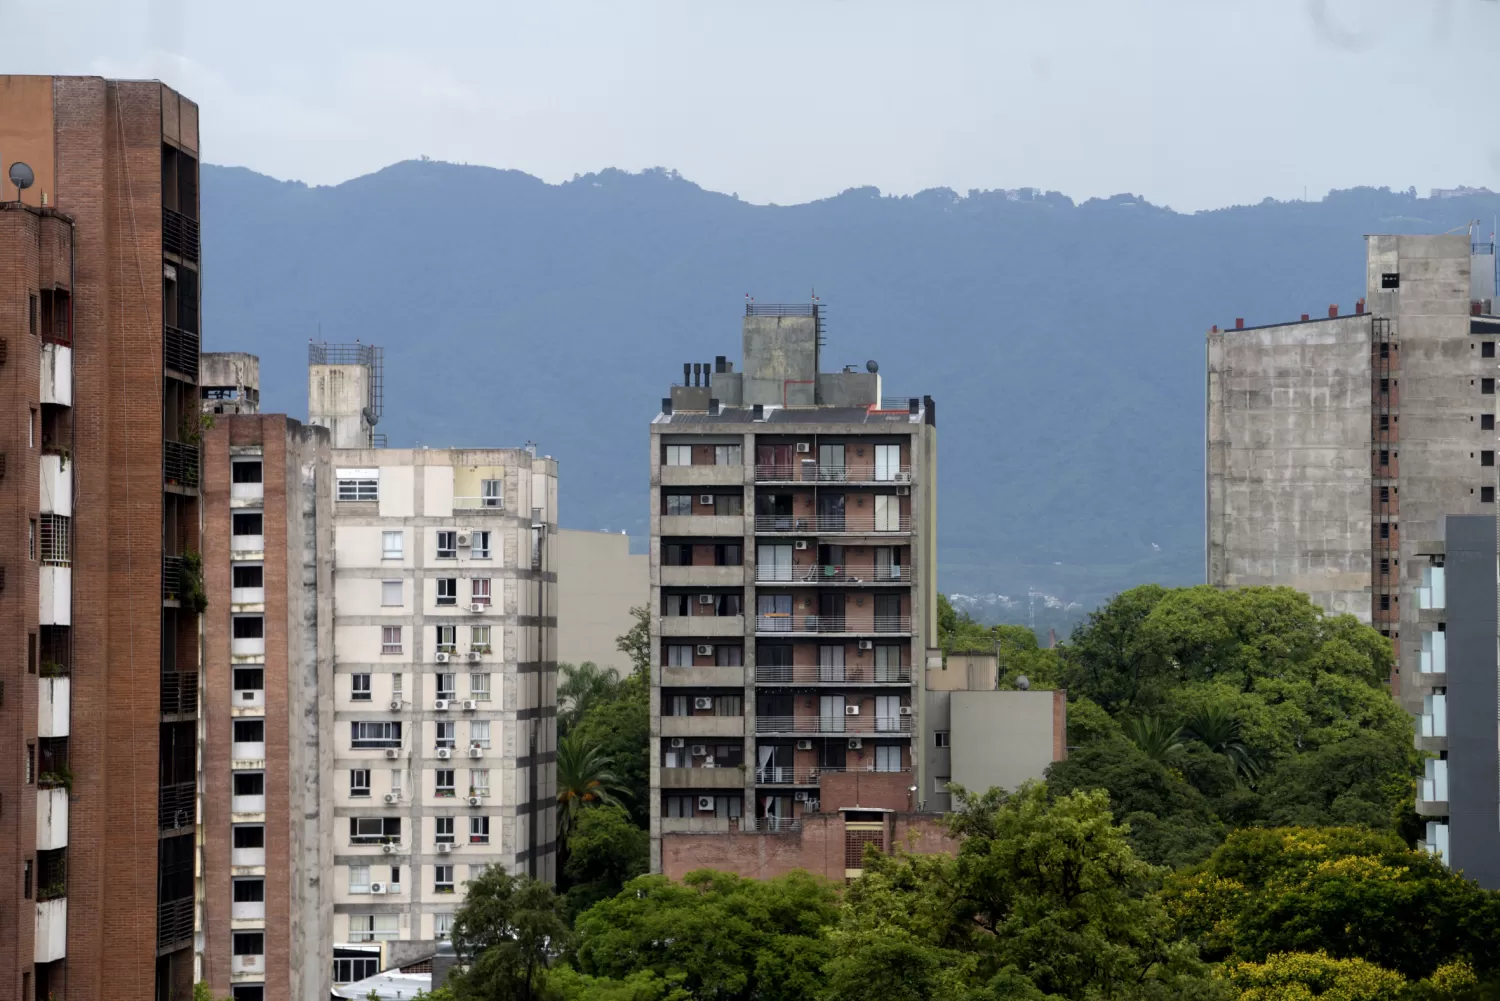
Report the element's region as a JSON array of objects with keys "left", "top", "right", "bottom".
[{"left": 202, "top": 159, "right": 1500, "bottom": 607}]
